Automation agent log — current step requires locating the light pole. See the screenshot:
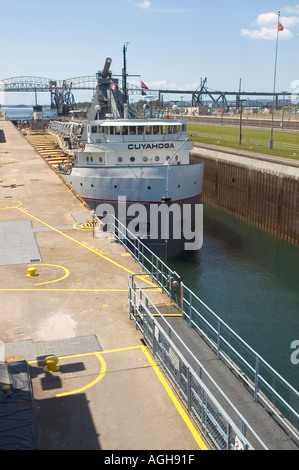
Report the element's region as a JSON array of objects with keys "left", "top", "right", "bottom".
[
  {"left": 239, "top": 99, "right": 243, "bottom": 145},
  {"left": 269, "top": 11, "right": 281, "bottom": 150}
]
